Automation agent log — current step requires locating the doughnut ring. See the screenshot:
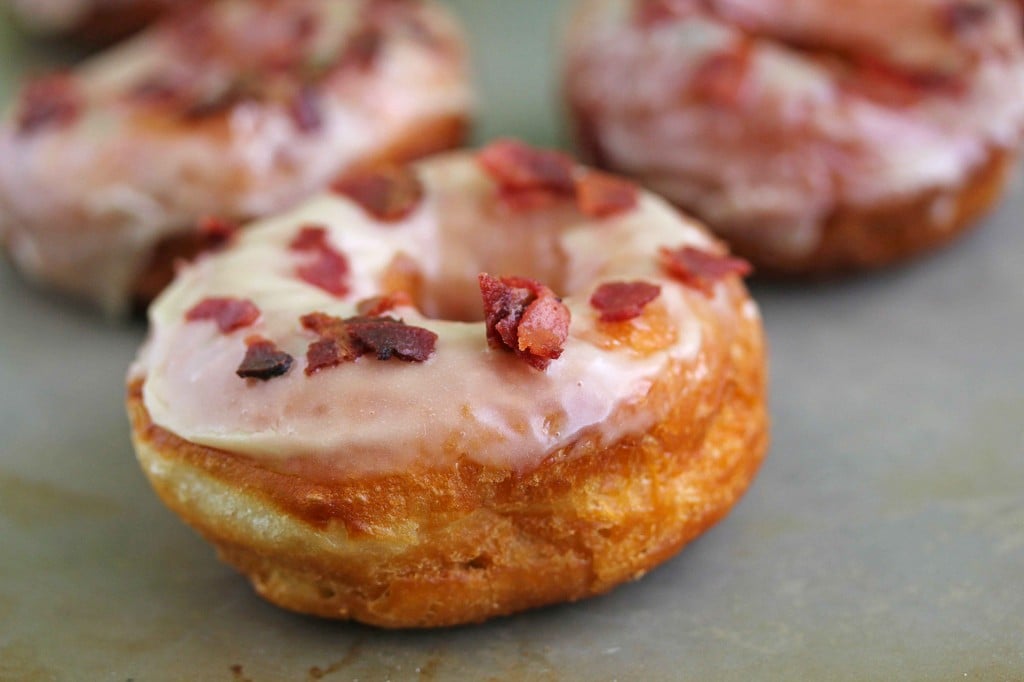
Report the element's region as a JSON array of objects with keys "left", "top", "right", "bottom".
[
  {"left": 564, "top": 0, "right": 1024, "bottom": 275},
  {"left": 127, "top": 141, "right": 769, "bottom": 628},
  {"left": 0, "top": 0, "right": 473, "bottom": 314}
]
